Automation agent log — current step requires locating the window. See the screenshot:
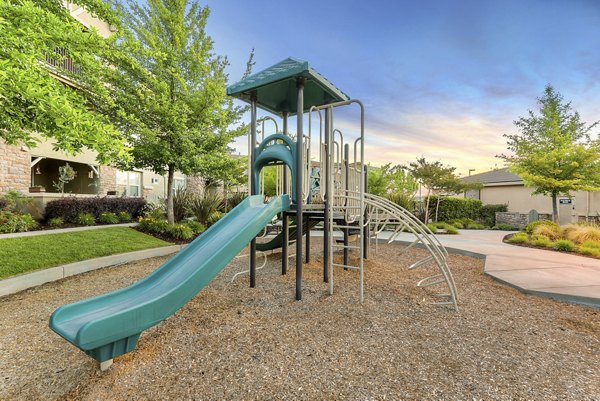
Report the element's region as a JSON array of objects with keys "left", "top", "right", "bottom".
[
  {"left": 116, "top": 171, "right": 142, "bottom": 196},
  {"left": 172, "top": 177, "right": 186, "bottom": 194}
]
